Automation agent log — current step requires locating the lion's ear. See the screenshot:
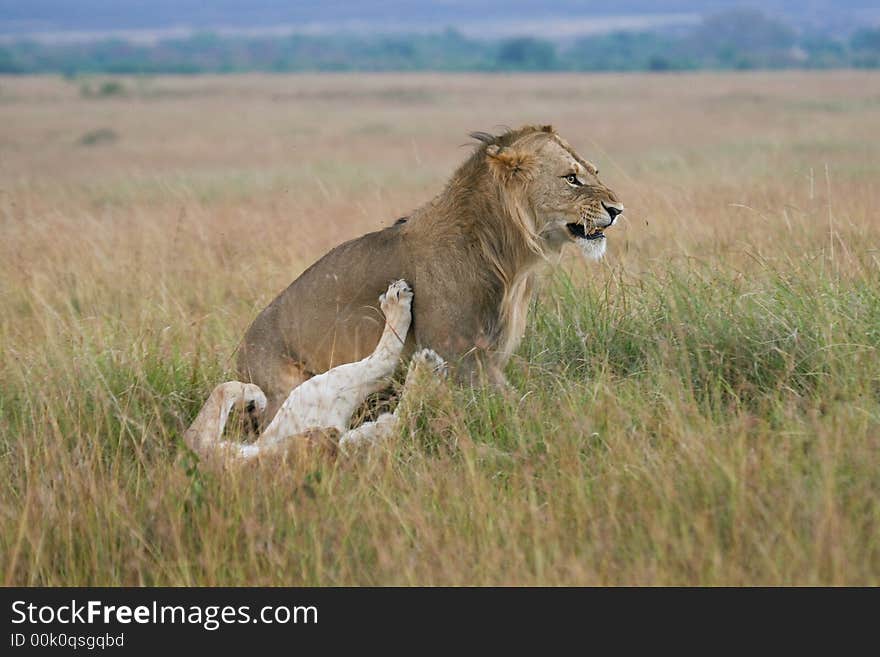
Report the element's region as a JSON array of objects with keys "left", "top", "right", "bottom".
[{"left": 486, "top": 145, "right": 535, "bottom": 183}]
